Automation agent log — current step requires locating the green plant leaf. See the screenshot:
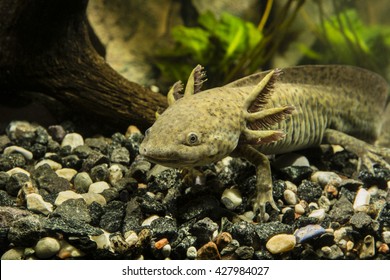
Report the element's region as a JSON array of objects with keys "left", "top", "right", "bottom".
[{"left": 171, "top": 26, "right": 211, "bottom": 61}]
